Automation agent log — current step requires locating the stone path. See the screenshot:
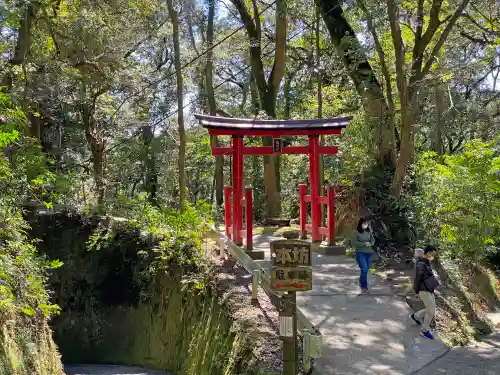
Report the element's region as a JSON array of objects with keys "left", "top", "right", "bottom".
[
  {"left": 64, "top": 365, "right": 172, "bottom": 375},
  {"left": 252, "top": 233, "right": 500, "bottom": 375}
]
